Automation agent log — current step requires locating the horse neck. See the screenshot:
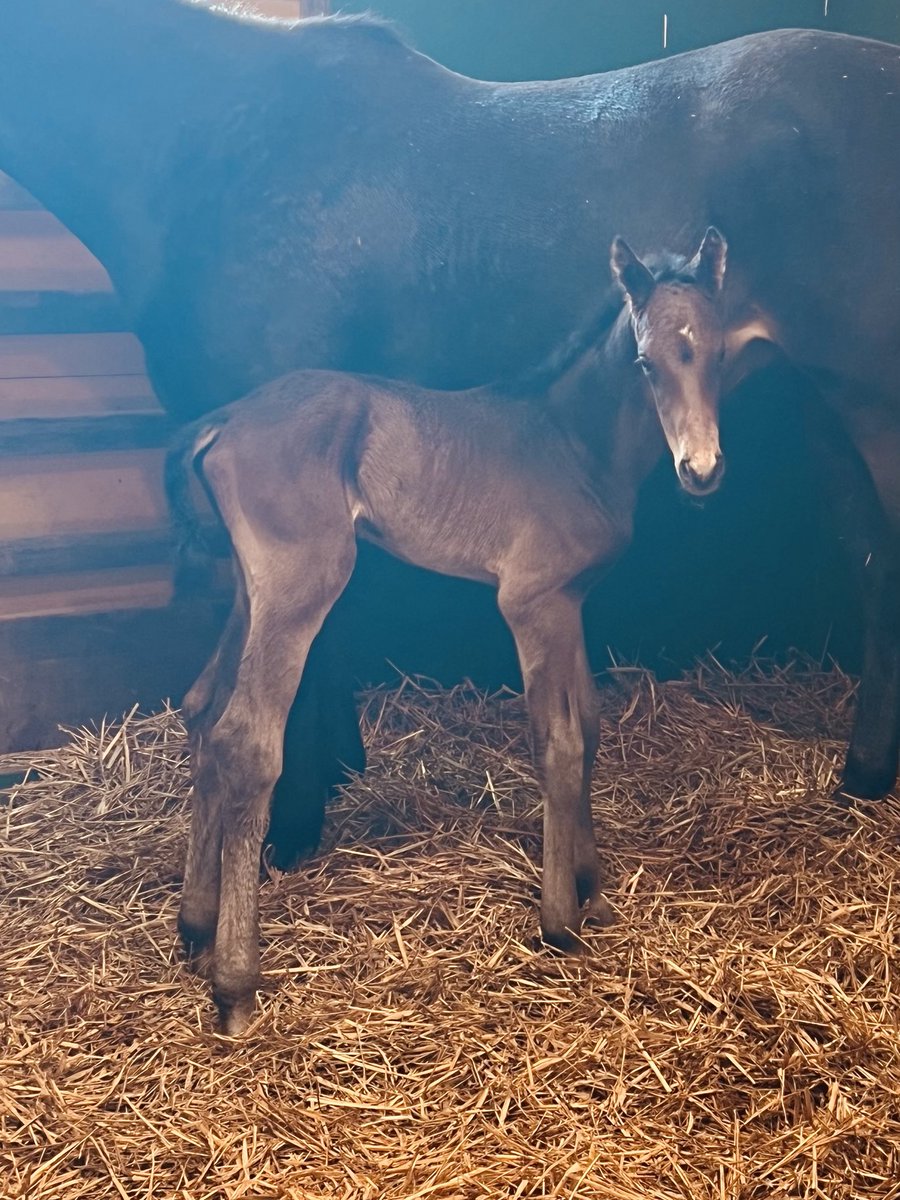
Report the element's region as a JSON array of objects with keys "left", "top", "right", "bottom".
[
  {"left": 0, "top": 1, "right": 243, "bottom": 309},
  {"left": 547, "top": 310, "right": 662, "bottom": 492}
]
